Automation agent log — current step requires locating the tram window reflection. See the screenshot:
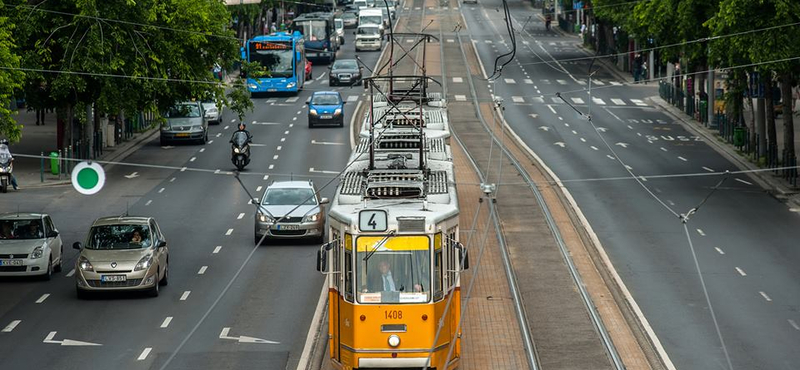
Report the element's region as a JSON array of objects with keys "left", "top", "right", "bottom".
[{"left": 357, "top": 251, "right": 430, "bottom": 304}]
